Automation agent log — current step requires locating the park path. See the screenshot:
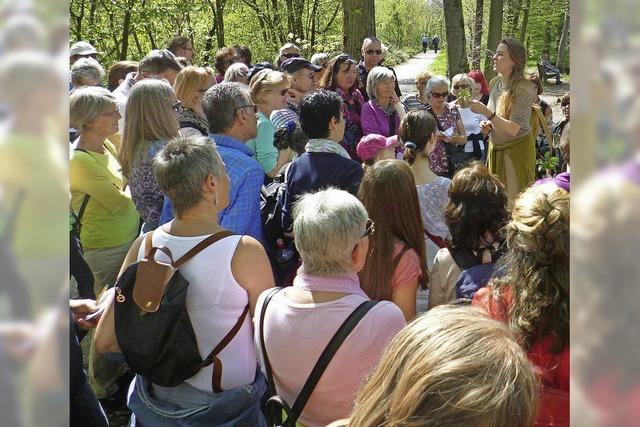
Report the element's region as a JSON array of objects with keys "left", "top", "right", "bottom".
[{"left": 393, "top": 51, "right": 438, "bottom": 97}]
